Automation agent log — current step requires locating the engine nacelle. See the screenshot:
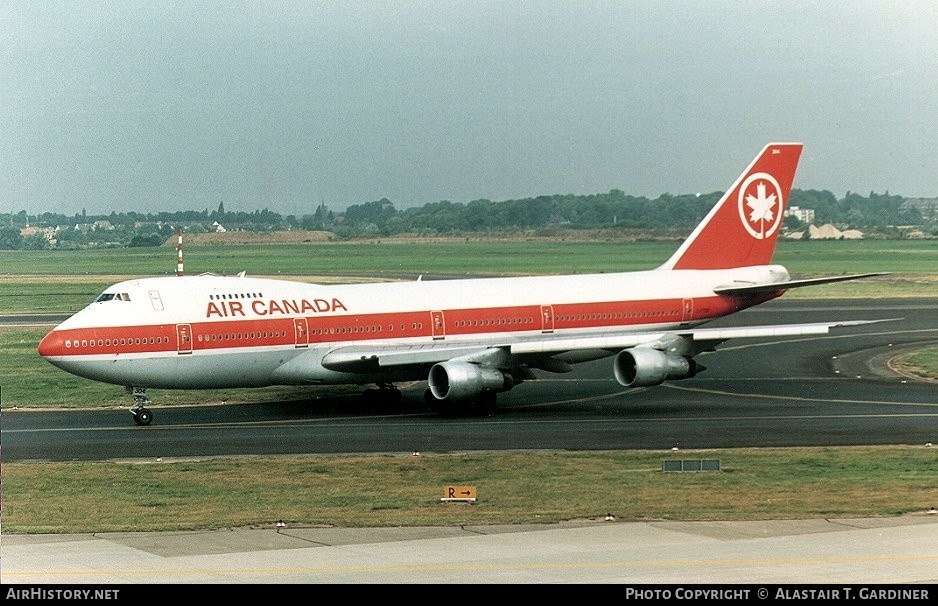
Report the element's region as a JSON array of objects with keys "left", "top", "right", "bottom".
[
  {"left": 613, "top": 348, "right": 700, "bottom": 387},
  {"left": 428, "top": 361, "right": 512, "bottom": 401}
]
